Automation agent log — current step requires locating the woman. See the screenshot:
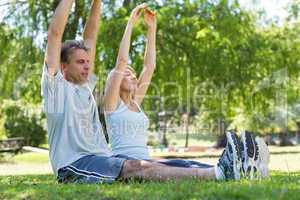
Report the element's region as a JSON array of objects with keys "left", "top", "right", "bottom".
[
  {"left": 103, "top": 4, "right": 269, "bottom": 178},
  {"left": 103, "top": 3, "right": 212, "bottom": 169},
  {"left": 104, "top": 4, "right": 268, "bottom": 179}
]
